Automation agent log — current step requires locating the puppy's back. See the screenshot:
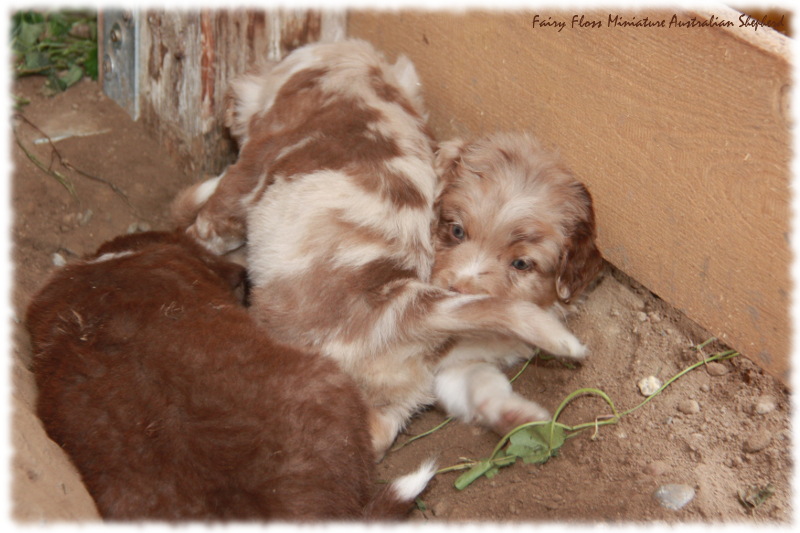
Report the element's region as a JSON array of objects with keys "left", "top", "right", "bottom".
[{"left": 26, "top": 232, "right": 410, "bottom": 520}]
